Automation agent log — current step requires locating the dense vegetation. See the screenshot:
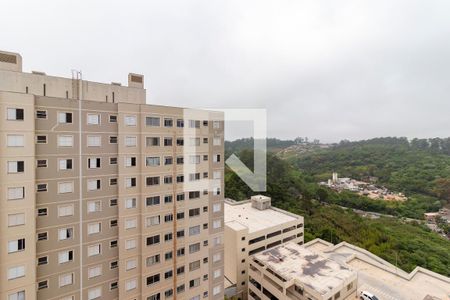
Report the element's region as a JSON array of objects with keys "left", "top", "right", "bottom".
[
  {"left": 284, "top": 137, "right": 450, "bottom": 219},
  {"left": 225, "top": 150, "right": 450, "bottom": 276},
  {"left": 225, "top": 138, "right": 296, "bottom": 155}
]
